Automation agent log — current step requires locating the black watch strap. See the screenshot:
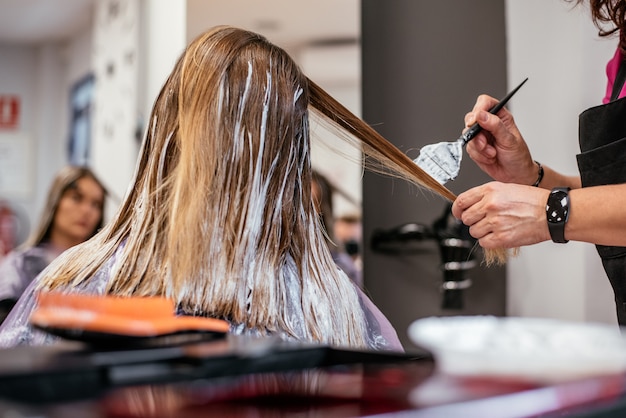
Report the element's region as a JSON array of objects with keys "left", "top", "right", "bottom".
[{"left": 546, "top": 187, "right": 571, "bottom": 243}]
